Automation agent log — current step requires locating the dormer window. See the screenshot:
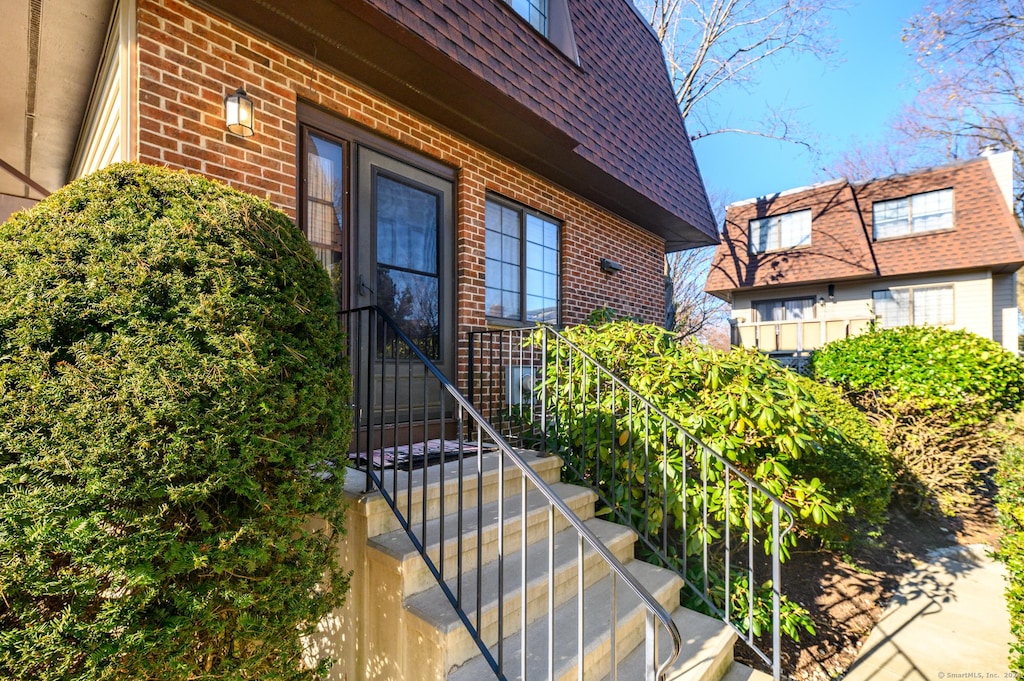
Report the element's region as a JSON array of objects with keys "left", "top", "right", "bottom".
[
  {"left": 508, "top": 0, "right": 549, "bottom": 35},
  {"left": 748, "top": 209, "right": 812, "bottom": 254},
  {"left": 504, "top": 0, "right": 579, "bottom": 63},
  {"left": 872, "top": 188, "right": 953, "bottom": 239}
]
